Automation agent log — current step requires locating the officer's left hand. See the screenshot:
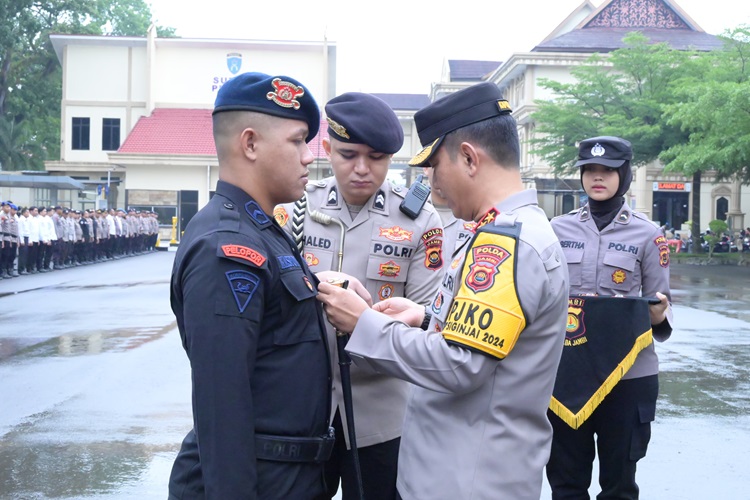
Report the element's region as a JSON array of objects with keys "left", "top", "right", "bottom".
[
  {"left": 649, "top": 292, "right": 669, "bottom": 325},
  {"left": 317, "top": 281, "right": 370, "bottom": 334}
]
